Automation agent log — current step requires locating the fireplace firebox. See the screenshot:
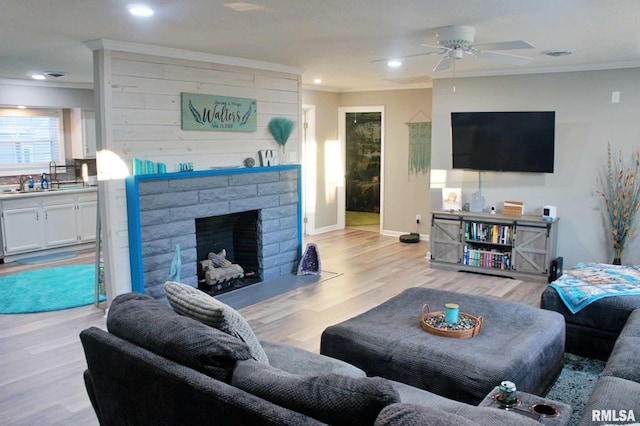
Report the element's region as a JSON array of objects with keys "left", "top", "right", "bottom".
[{"left": 195, "top": 210, "right": 262, "bottom": 295}]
